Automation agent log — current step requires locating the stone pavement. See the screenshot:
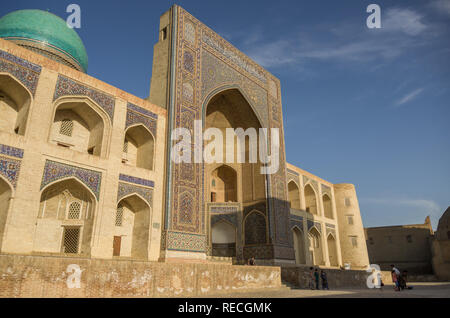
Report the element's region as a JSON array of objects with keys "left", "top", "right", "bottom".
[{"left": 199, "top": 282, "right": 450, "bottom": 298}]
